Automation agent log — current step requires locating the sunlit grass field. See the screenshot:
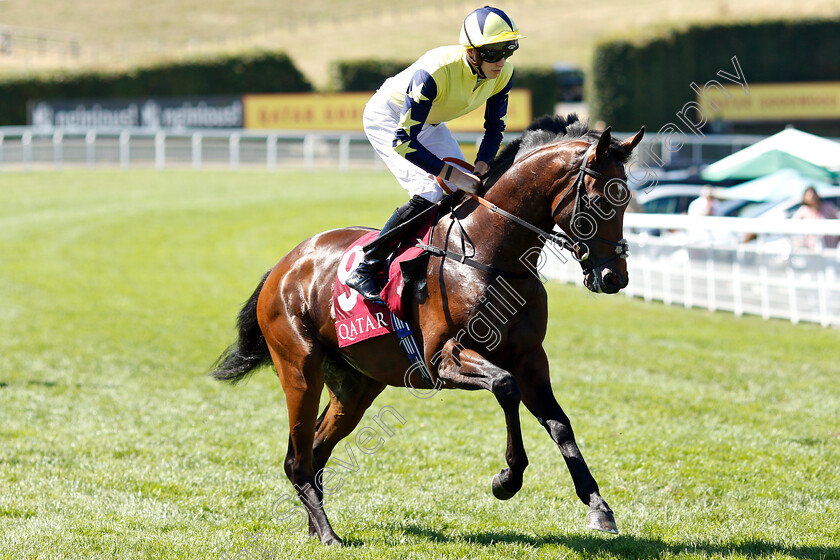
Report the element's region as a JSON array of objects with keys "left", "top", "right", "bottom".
[{"left": 1, "top": 170, "right": 838, "bottom": 559}]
